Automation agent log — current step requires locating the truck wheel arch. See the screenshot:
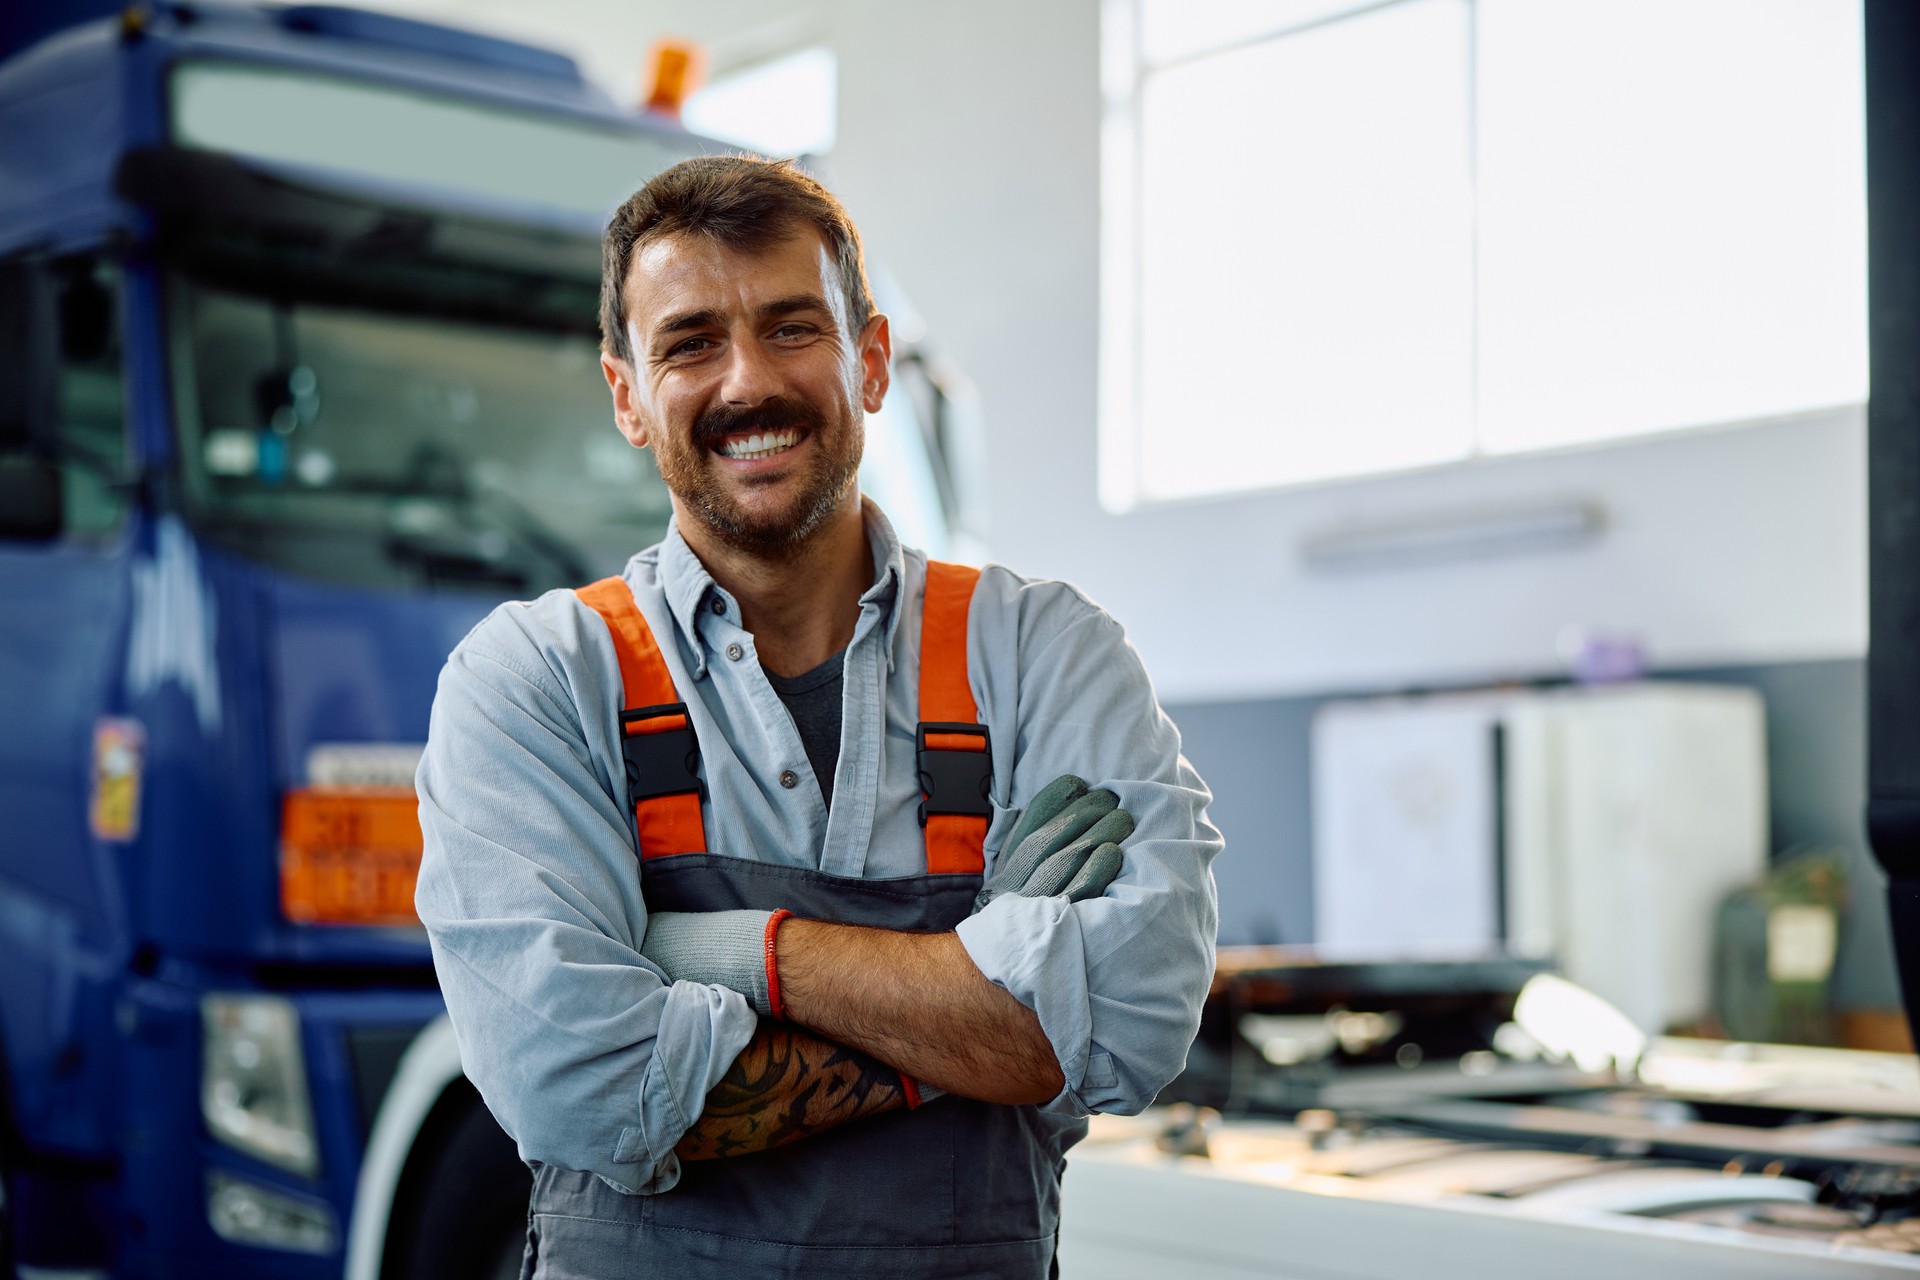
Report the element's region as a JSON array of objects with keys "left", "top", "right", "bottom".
[{"left": 346, "top": 1015, "right": 526, "bottom": 1280}]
